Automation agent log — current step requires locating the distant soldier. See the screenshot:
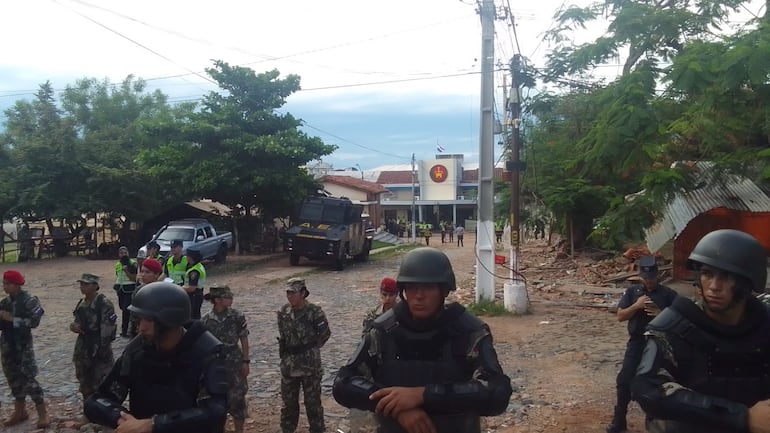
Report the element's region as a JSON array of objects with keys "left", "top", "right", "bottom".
[
  {"left": 127, "top": 257, "right": 165, "bottom": 338},
  {"left": 184, "top": 248, "right": 206, "bottom": 320},
  {"left": 362, "top": 277, "right": 398, "bottom": 336},
  {"left": 114, "top": 245, "right": 138, "bottom": 337},
  {"left": 201, "top": 285, "right": 251, "bottom": 433},
  {"left": 277, "top": 278, "right": 331, "bottom": 433},
  {"left": 70, "top": 273, "right": 117, "bottom": 424},
  {"left": 0, "top": 270, "right": 49, "bottom": 428}
]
